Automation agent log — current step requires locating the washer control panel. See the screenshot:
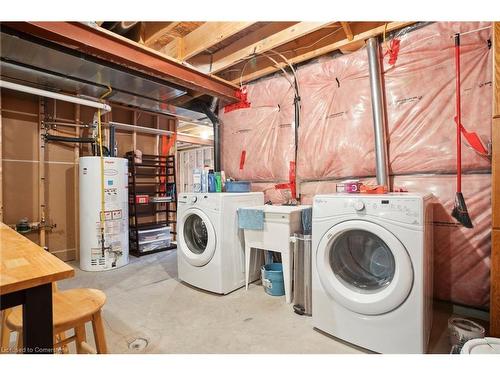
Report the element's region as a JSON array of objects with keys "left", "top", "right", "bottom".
[{"left": 313, "top": 194, "right": 423, "bottom": 225}]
